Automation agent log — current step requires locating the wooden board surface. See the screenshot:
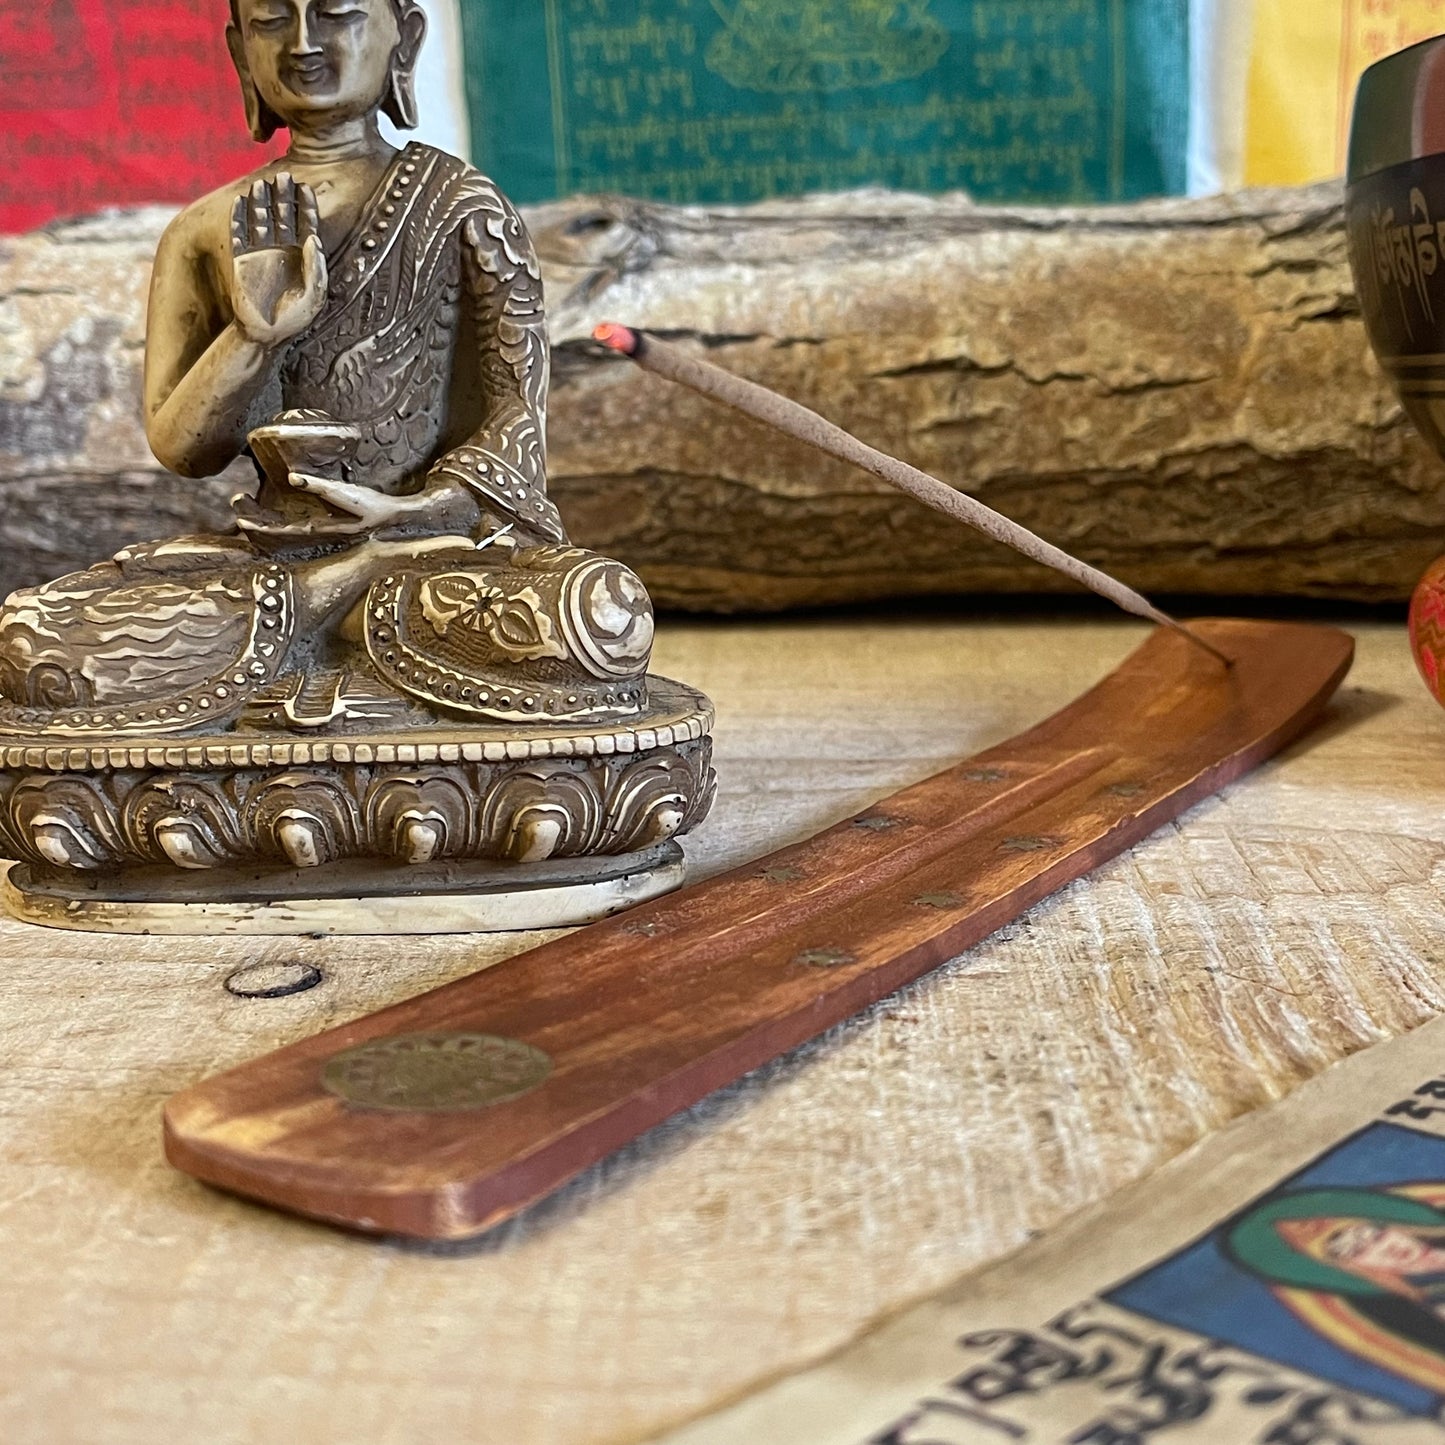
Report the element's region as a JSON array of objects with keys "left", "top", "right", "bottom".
[{"left": 4, "top": 608, "right": 1444, "bottom": 1444}]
